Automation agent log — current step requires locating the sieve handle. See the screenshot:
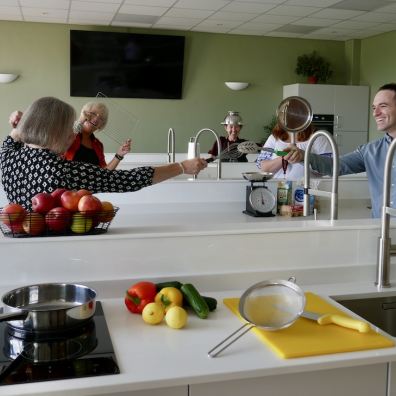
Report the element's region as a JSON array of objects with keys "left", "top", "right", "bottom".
[{"left": 208, "top": 322, "right": 254, "bottom": 358}]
